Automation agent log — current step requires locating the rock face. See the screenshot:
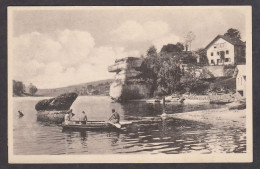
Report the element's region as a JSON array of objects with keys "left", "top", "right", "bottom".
[
  {"left": 35, "top": 92, "right": 78, "bottom": 111},
  {"left": 108, "top": 57, "right": 151, "bottom": 102},
  {"left": 35, "top": 92, "right": 78, "bottom": 123},
  {"left": 36, "top": 110, "right": 68, "bottom": 123}
]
